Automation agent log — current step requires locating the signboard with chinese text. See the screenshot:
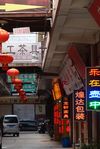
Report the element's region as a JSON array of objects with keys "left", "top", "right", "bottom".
[
  {"left": 2, "top": 34, "right": 42, "bottom": 66},
  {"left": 7, "top": 73, "right": 37, "bottom": 83},
  {"left": 88, "top": 0, "right": 100, "bottom": 27},
  {"left": 74, "top": 89, "right": 86, "bottom": 121},
  {"left": 10, "top": 83, "right": 37, "bottom": 94},
  {"left": 86, "top": 67, "right": 100, "bottom": 111},
  {"left": 60, "top": 54, "right": 84, "bottom": 95},
  {"left": 7, "top": 73, "right": 38, "bottom": 95},
  {"left": 62, "top": 97, "right": 70, "bottom": 119}
]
